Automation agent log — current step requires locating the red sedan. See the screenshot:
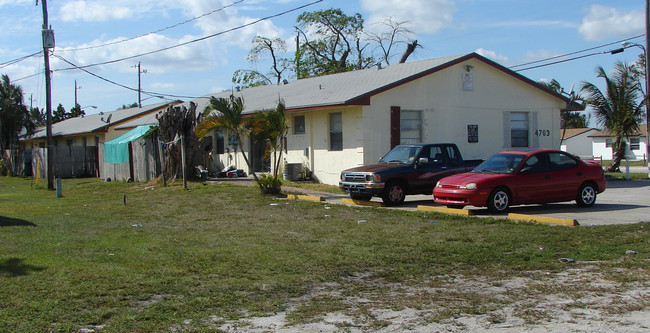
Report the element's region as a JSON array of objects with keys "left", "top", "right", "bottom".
[{"left": 433, "top": 149, "right": 607, "bottom": 213}]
